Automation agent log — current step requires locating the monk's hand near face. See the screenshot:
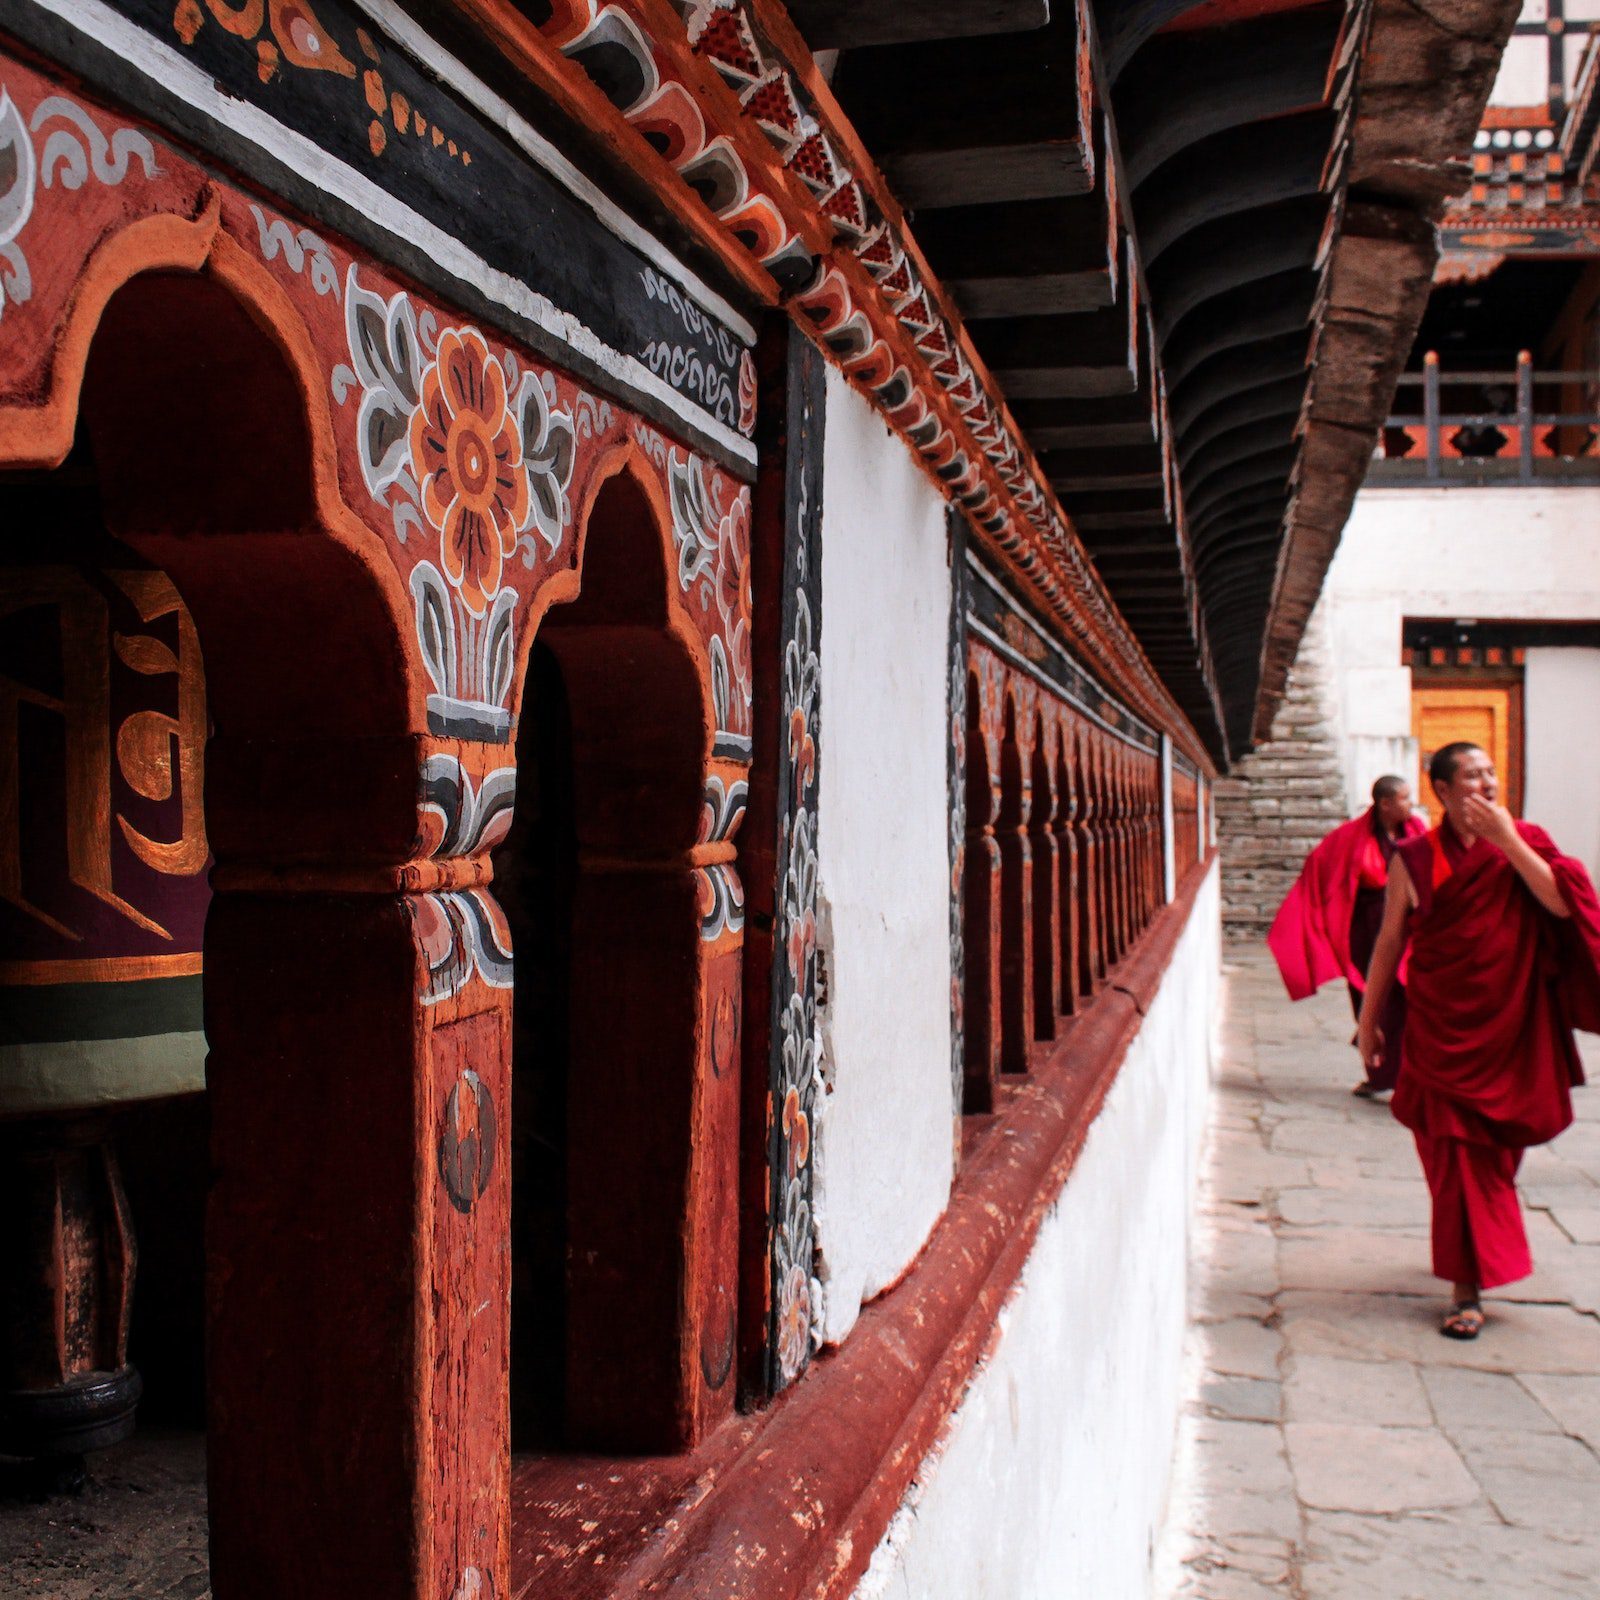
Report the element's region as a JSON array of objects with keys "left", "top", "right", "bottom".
[{"left": 1462, "top": 792, "right": 1518, "bottom": 849}]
